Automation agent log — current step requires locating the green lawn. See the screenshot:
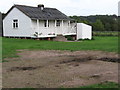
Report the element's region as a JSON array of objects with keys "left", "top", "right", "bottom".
[
  {"left": 79, "top": 82, "right": 119, "bottom": 88},
  {"left": 3, "top": 82, "right": 119, "bottom": 90},
  {"left": 60, "top": 82, "right": 119, "bottom": 89},
  {"left": 2, "top": 36, "right": 118, "bottom": 59}
]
